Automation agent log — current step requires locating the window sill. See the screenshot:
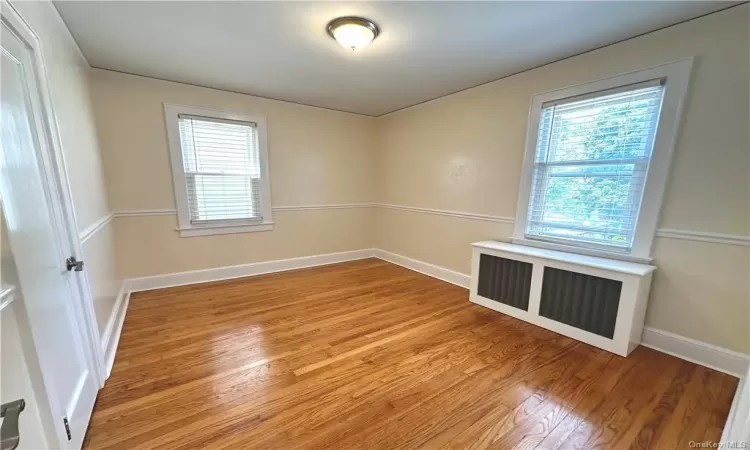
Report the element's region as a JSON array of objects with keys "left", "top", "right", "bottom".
[
  {"left": 477, "top": 240, "right": 655, "bottom": 276},
  {"left": 510, "top": 238, "right": 653, "bottom": 265},
  {"left": 176, "top": 221, "right": 274, "bottom": 237}
]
